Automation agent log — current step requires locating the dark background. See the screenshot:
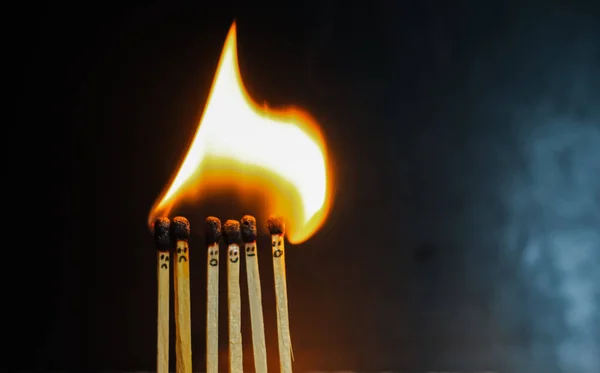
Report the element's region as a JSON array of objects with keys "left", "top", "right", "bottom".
[{"left": 14, "top": 1, "right": 600, "bottom": 373}]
